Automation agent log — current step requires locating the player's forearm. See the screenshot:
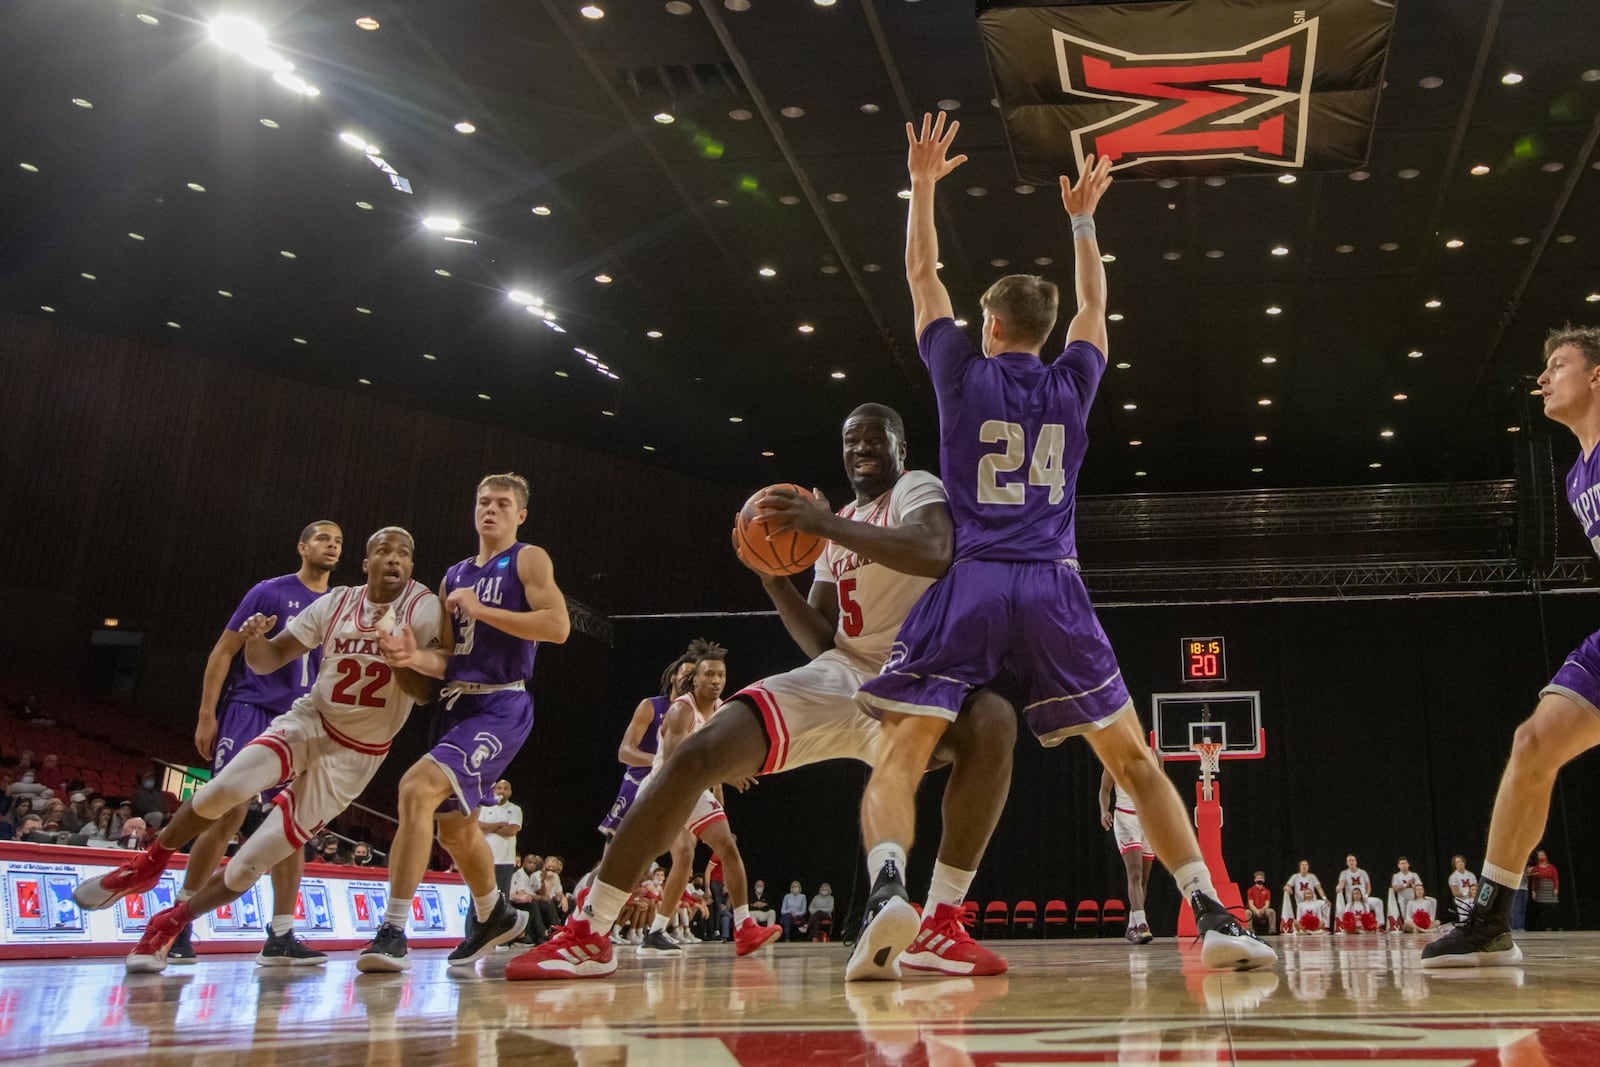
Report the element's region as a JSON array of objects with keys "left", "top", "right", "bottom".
[
  {"left": 198, "top": 647, "right": 235, "bottom": 716},
  {"left": 472, "top": 603, "right": 571, "bottom": 644},
  {"left": 1071, "top": 221, "right": 1107, "bottom": 315},
  {"left": 394, "top": 667, "right": 441, "bottom": 705},
  {"left": 905, "top": 178, "right": 941, "bottom": 282},
  {"left": 618, "top": 743, "right": 654, "bottom": 768},
  {"left": 243, "top": 637, "right": 299, "bottom": 675},
  {"left": 760, "top": 576, "right": 835, "bottom": 659},
  {"left": 822, "top": 518, "right": 952, "bottom": 579},
  {"left": 403, "top": 649, "right": 450, "bottom": 679}
]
